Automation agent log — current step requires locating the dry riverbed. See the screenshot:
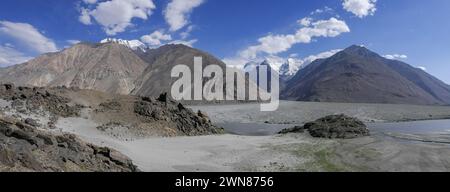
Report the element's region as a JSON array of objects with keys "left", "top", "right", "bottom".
[
  {"left": 52, "top": 101, "right": 450, "bottom": 172},
  {"left": 54, "top": 115, "right": 450, "bottom": 172},
  {"left": 190, "top": 101, "right": 450, "bottom": 124}
]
